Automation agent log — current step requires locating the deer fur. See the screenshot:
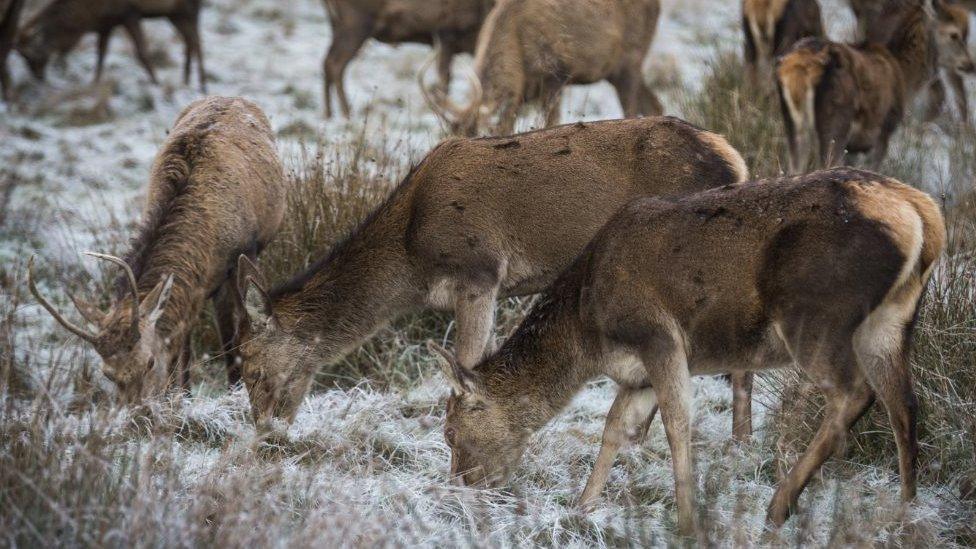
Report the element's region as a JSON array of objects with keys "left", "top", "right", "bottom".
[
  {"left": 236, "top": 116, "right": 748, "bottom": 429},
  {"left": 435, "top": 167, "right": 945, "bottom": 535},
  {"left": 776, "top": 0, "right": 974, "bottom": 173},
  {"left": 16, "top": 0, "right": 207, "bottom": 91},
  {"left": 321, "top": 0, "right": 492, "bottom": 118},
  {"left": 29, "top": 97, "right": 284, "bottom": 402},
  {"left": 422, "top": 0, "right": 663, "bottom": 136},
  {"left": 742, "top": 0, "right": 823, "bottom": 90},
  {"left": 0, "top": 0, "right": 24, "bottom": 101}
]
